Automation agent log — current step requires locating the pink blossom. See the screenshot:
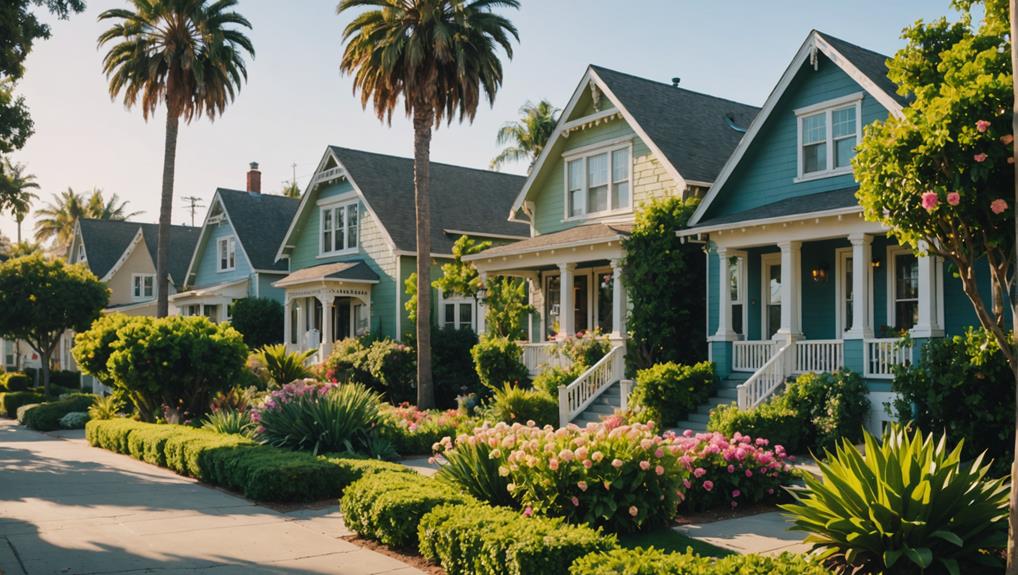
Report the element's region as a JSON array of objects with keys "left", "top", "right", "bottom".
[
  {"left": 974, "top": 152, "right": 989, "bottom": 163},
  {"left": 693, "top": 467, "right": 706, "bottom": 478},
  {"left": 629, "top": 505, "right": 639, "bottom": 517},
  {"left": 767, "top": 488, "right": 775, "bottom": 495},
  {"left": 682, "top": 429, "right": 693, "bottom": 437},
  {"left": 921, "top": 191, "right": 939, "bottom": 211},
  {"left": 731, "top": 500, "right": 739, "bottom": 509},
  {"left": 548, "top": 458, "right": 559, "bottom": 471},
  {"left": 746, "top": 469, "right": 753, "bottom": 478},
  {"left": 947, "top": 192, "right": 960, "bottom": 206},
  {"left": 582, "top": 459, "right": 592, "bottom": 469},
  {"left": 683, "top": 479, "right": 692, "bottom": 489},
  {"left": 639, "top": 460, "right": 651, "bottom": 471},
  {"left": 992, "top": 198, "right": 1009, "bottom": 214},
  {"left": 977, "top": 120, "right": 992, "bottom": 133},
  {"left": 732, "top": 489, "right": 741, "bottom": 498},
  {"left": 523, "top": 506, "right": 533, "bottom": 517},
  {"left": 727, "top": 464, "right": 735, "bottom": 474},
  {"left": 654, "top": 448, "right": 665, "bottom": 458},
  {"left": 577, "top": 480, "right": 588, "bottom": 492},
  {"left": 611, "top": 458, "right": 624, "bottom": 469},
  {"left": 703, "top": 480, "right": 714, "bottom": 492},
  {"left": 655, "top": 465, "right": 665, "bottom": 476},
  {"left": 570, "top": 496, "right": 580, "bottom": 507}
]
